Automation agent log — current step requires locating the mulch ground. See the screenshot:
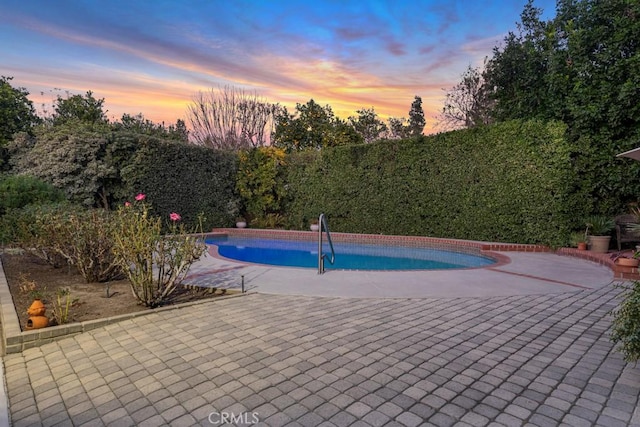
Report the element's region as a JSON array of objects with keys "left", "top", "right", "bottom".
[{"left": 1, "top": 251, "right": 231, "bottom": 331}]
